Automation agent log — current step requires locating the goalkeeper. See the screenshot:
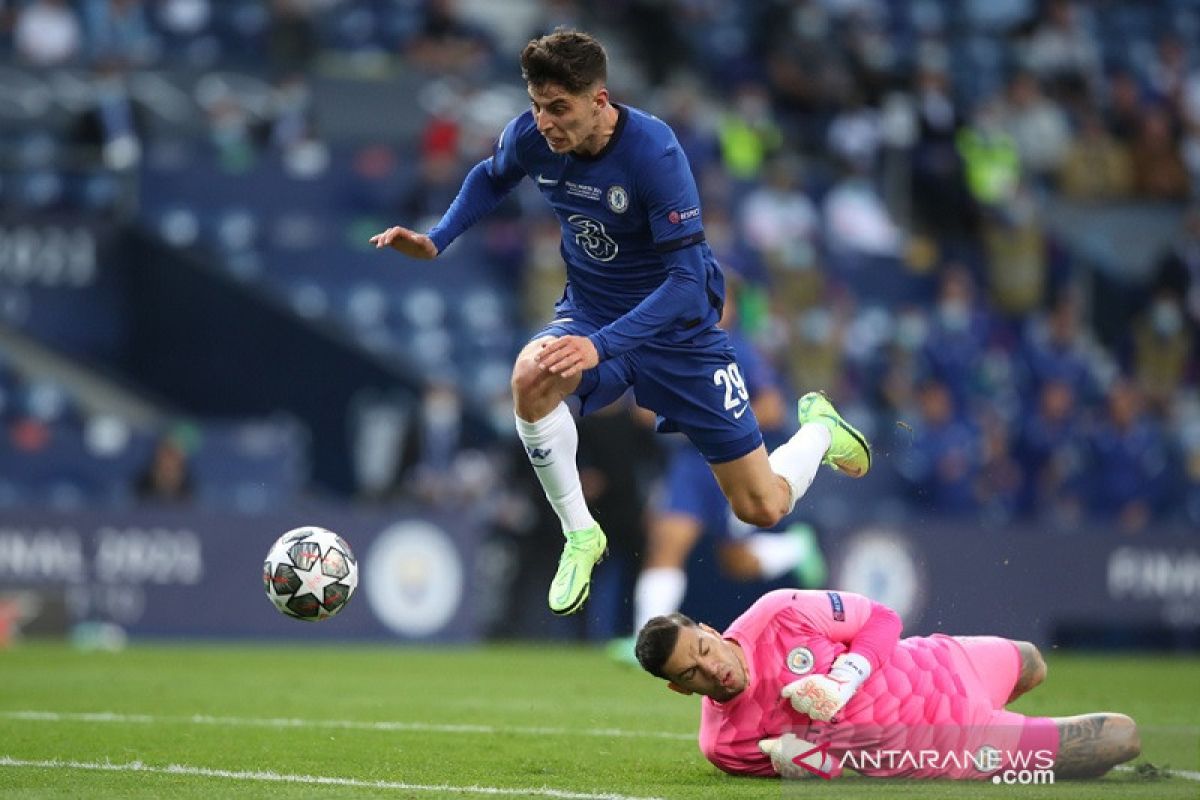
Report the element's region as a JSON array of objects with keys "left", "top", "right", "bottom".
[{"left": 635, "top": 589, "right": 1141, "bottom": 780}]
